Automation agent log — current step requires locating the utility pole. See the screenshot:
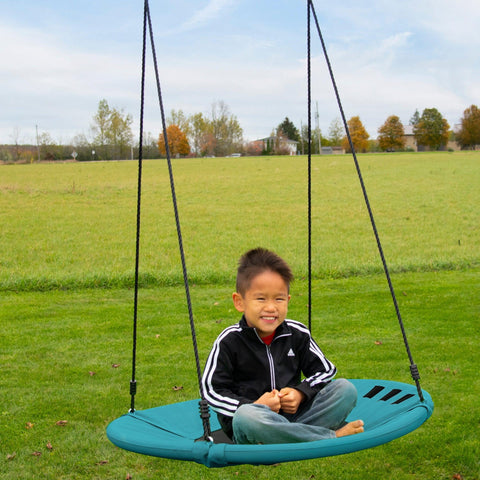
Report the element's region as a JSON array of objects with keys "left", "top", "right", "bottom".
[{"left": 315, "top": 101, "right": 322, "bottom": 155}]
